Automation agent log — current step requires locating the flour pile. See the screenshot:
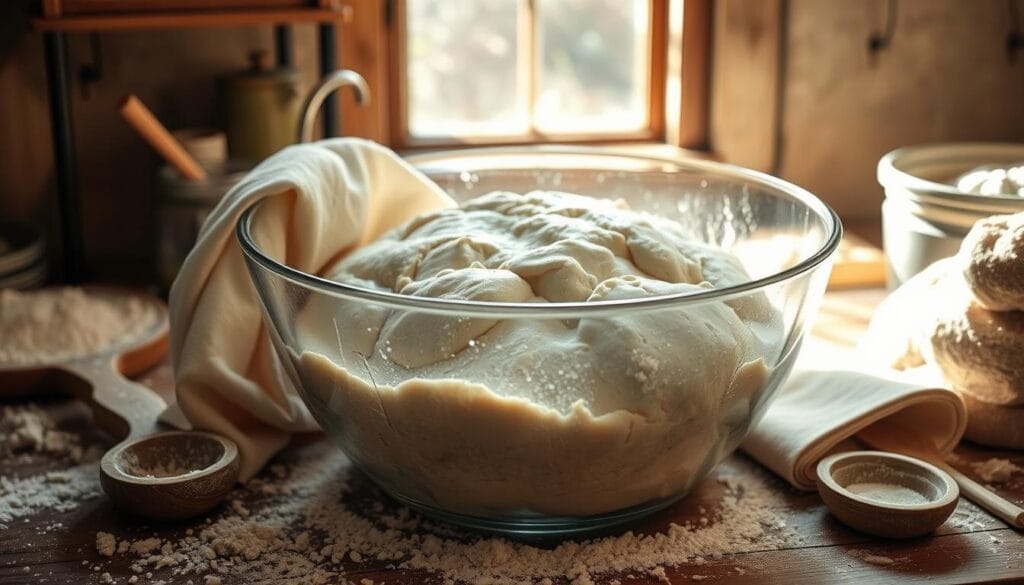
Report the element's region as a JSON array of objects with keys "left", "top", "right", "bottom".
[
  {"left": 0, "top": 404, "right": 103, "bottom": 528},
  {"left": 971, "top": 458, "right": 1023, "bottom": 484},
  {"left": 1, "top": 403, "right": 102, "bottom": 463},
  {"left": 88, "top": 442, "right": 799, "bottom": 585},
  {"left": 0, "top": 287, "right": 160, "bottom": 365}
]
